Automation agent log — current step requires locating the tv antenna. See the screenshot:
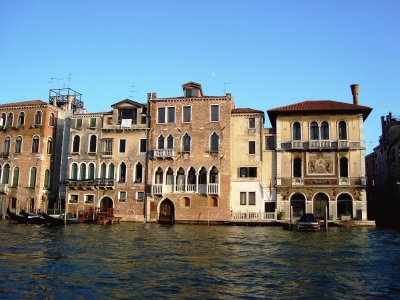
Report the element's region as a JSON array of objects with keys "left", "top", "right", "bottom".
[
  {"left": 129, "top": 85, "right": 139, "bottom": 99},
  {"left": 223, "top": 82, "right": 232, "bottom": 94}
]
